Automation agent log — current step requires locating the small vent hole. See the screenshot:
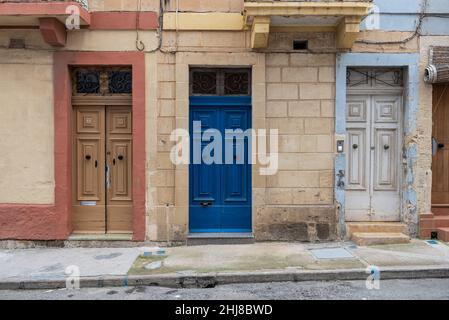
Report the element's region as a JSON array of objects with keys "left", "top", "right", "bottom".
[
  {"left": 9, "top": 39, "right": 25, "bottom": 49},
  {"left": 293, "top": 40, "right": 308, "bottom": 50}
]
